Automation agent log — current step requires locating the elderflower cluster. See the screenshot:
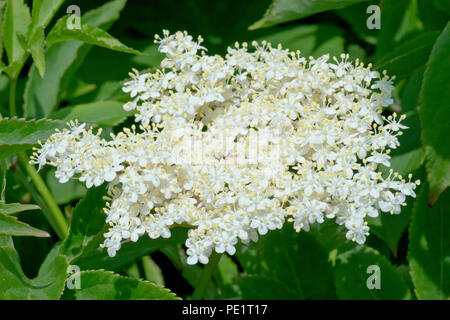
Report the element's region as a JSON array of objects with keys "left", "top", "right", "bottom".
[{"left": 32, "top": 30, "right": 419, "bottom": 264}]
